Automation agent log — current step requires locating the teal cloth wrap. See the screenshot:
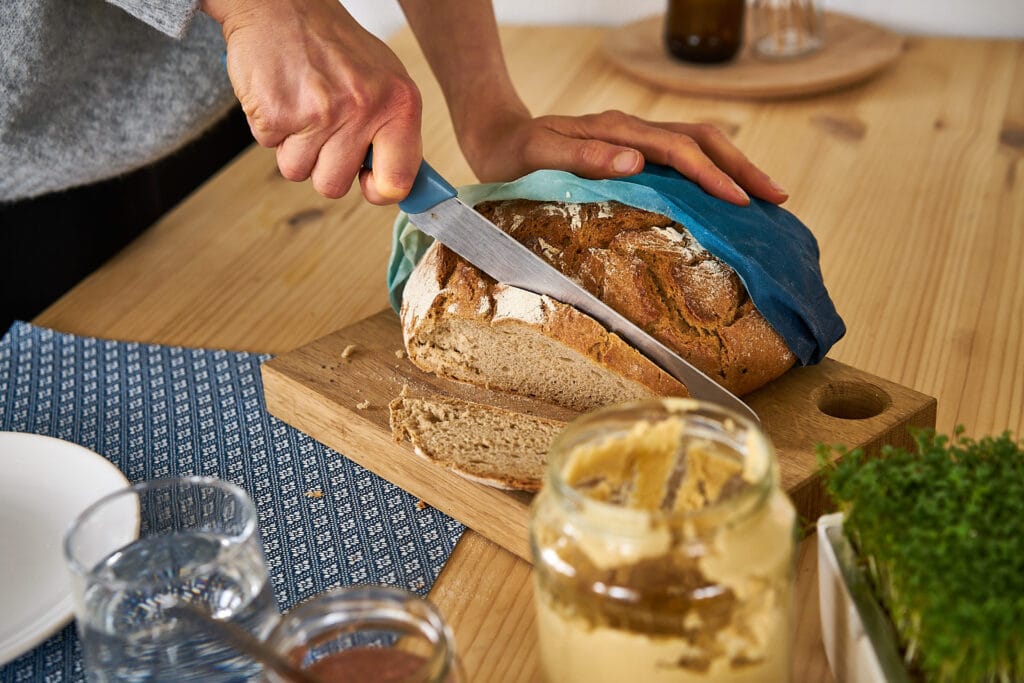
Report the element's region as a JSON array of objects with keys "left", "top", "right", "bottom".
[{"left": 386, "top": 165, "right": 845, "bottom": 366}]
